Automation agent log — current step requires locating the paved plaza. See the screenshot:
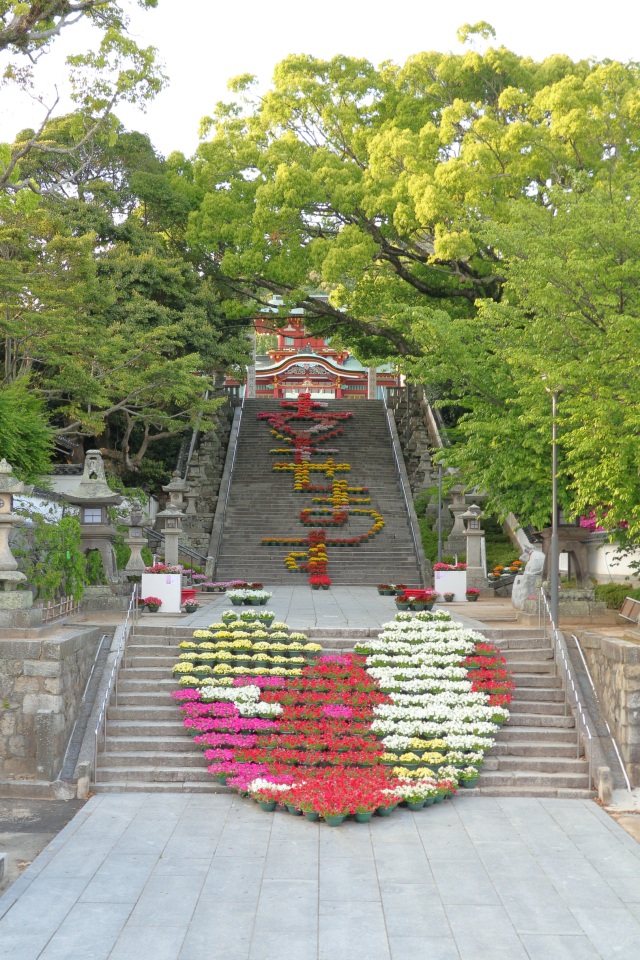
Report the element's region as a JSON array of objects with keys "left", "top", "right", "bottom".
[
  {"left": 2, "top": 793, "right": 640, "bottom": 959},
  {"left": 148, "top": 586, "right": 498, "bottom": 632}
]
